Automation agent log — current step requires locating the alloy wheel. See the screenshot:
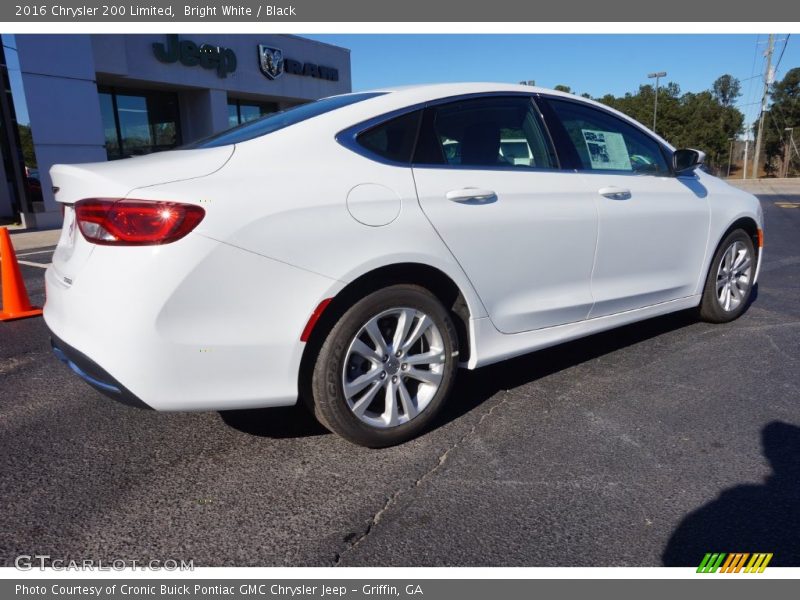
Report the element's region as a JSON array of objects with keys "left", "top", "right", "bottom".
[
  {"left": 342, "top": 307, "right": 447, "bottom": 429},
  {"left": 715, "top": 240, "right": 753, "bottom": 312}
]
